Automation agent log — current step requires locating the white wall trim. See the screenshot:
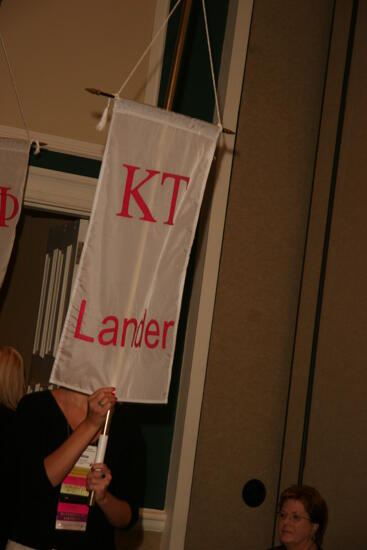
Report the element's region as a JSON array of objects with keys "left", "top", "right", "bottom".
[
  {"left": 161, "top": 2, "right": 253, "bottom": 549},
  {"left": 24, "top": 166, "right": 97, "bottom": 217},
  {"left": 139, "top": 508, "right": 166, "bottom": 533},
  {"left": 0, "top": 125, "right": 106, "bottom": 160}
]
